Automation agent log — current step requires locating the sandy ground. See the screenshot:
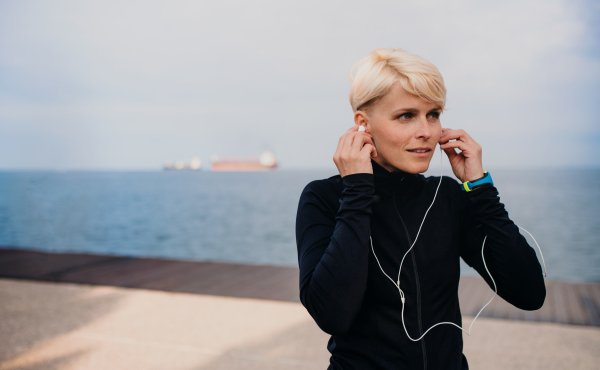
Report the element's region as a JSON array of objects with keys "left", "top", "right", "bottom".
[{"left": 0, "top": 278, "right": 598, "bottom": 370}]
